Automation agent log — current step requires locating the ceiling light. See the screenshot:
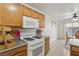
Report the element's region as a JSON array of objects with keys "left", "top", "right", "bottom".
[{"left": 72, "top": 13, "right": 78, "bottom": 21}]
